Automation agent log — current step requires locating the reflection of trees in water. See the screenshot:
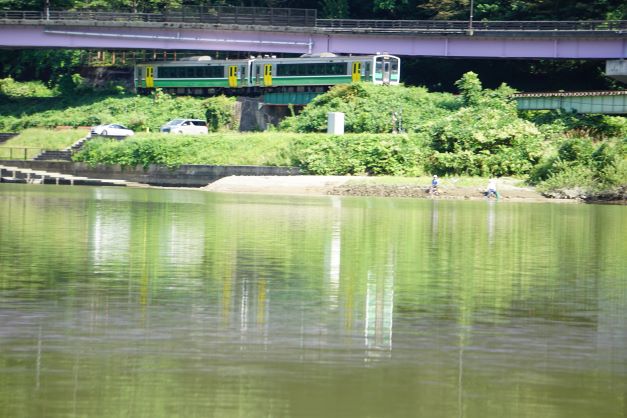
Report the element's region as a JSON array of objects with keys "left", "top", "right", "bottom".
[
  {"left": 2, "top": 188, "right": 627, "bottom": 416},
  {"left": 7, "top": 188, "right": 627, "bottom": 353}
]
